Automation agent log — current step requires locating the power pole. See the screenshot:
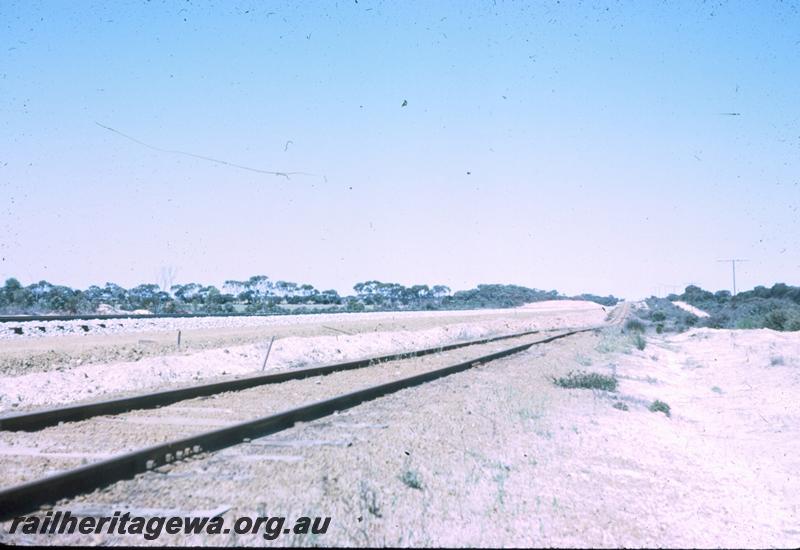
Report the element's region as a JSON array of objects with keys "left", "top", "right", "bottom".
[{"left": 717, "top": 259, "right": 748, "bottom": 296}]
